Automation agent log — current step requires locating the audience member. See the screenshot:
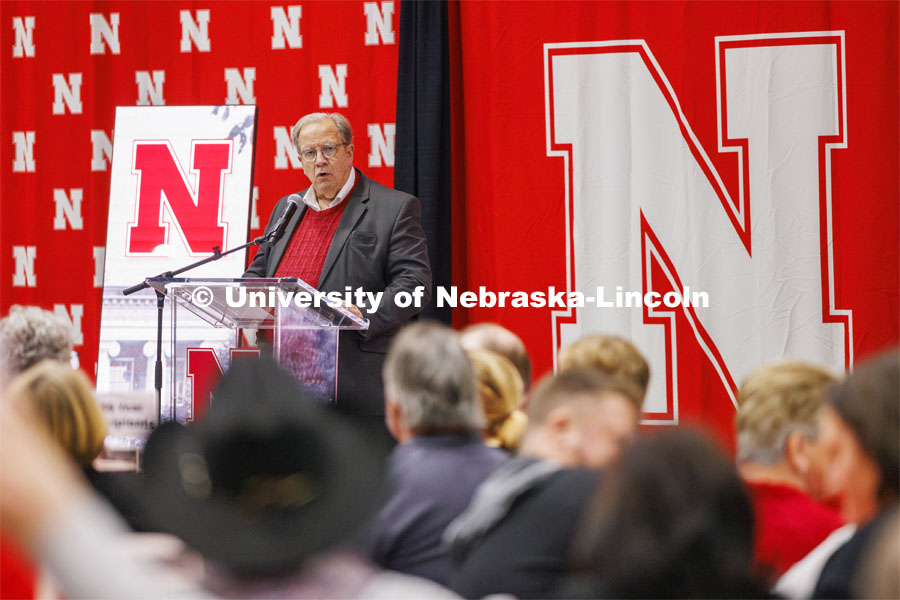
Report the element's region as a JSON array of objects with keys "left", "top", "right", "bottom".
[
  {"left": 468, "top": 348, "right": 528, "bottom": 451},
  {"left": 735, "top": 361, "right": 843, "bottom": 579},
  {"left": 0, "top": 307, "right": 76, "bottom": 599},
  {"left": 518, "top": 369, "right": 643, "bottom": 468},
  {"left": 558, "top": 334, "right": 650, "bottom": 401},
  {"left": 0, "top": 306, "right": 74, "bottom": 387},
  {"left": 6, "top": 360, "right": 107, "bottom": 466},
  {"left": 363, "top": 322, "right": 507, "bottom": 585},
  {"left": 812, "top": 349, "right": 898, "bottom": 599},
  {"left": 0, "top": 395, "right": 208, "bottom": 599},
  {"left": 460, "top": 323, "right": 533, "bottom": 393},
  {"left": 4, "top": 359, "right": 147, "bottom": 532},
  {"left": 446, "top": 369, "right": 644, "bottom": 599},
  {"left": 2, "top": 358, "right": 109, "bottom": 599},
  {"left": 571, "top": 428, "right": 767, "bottom": 598}
]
